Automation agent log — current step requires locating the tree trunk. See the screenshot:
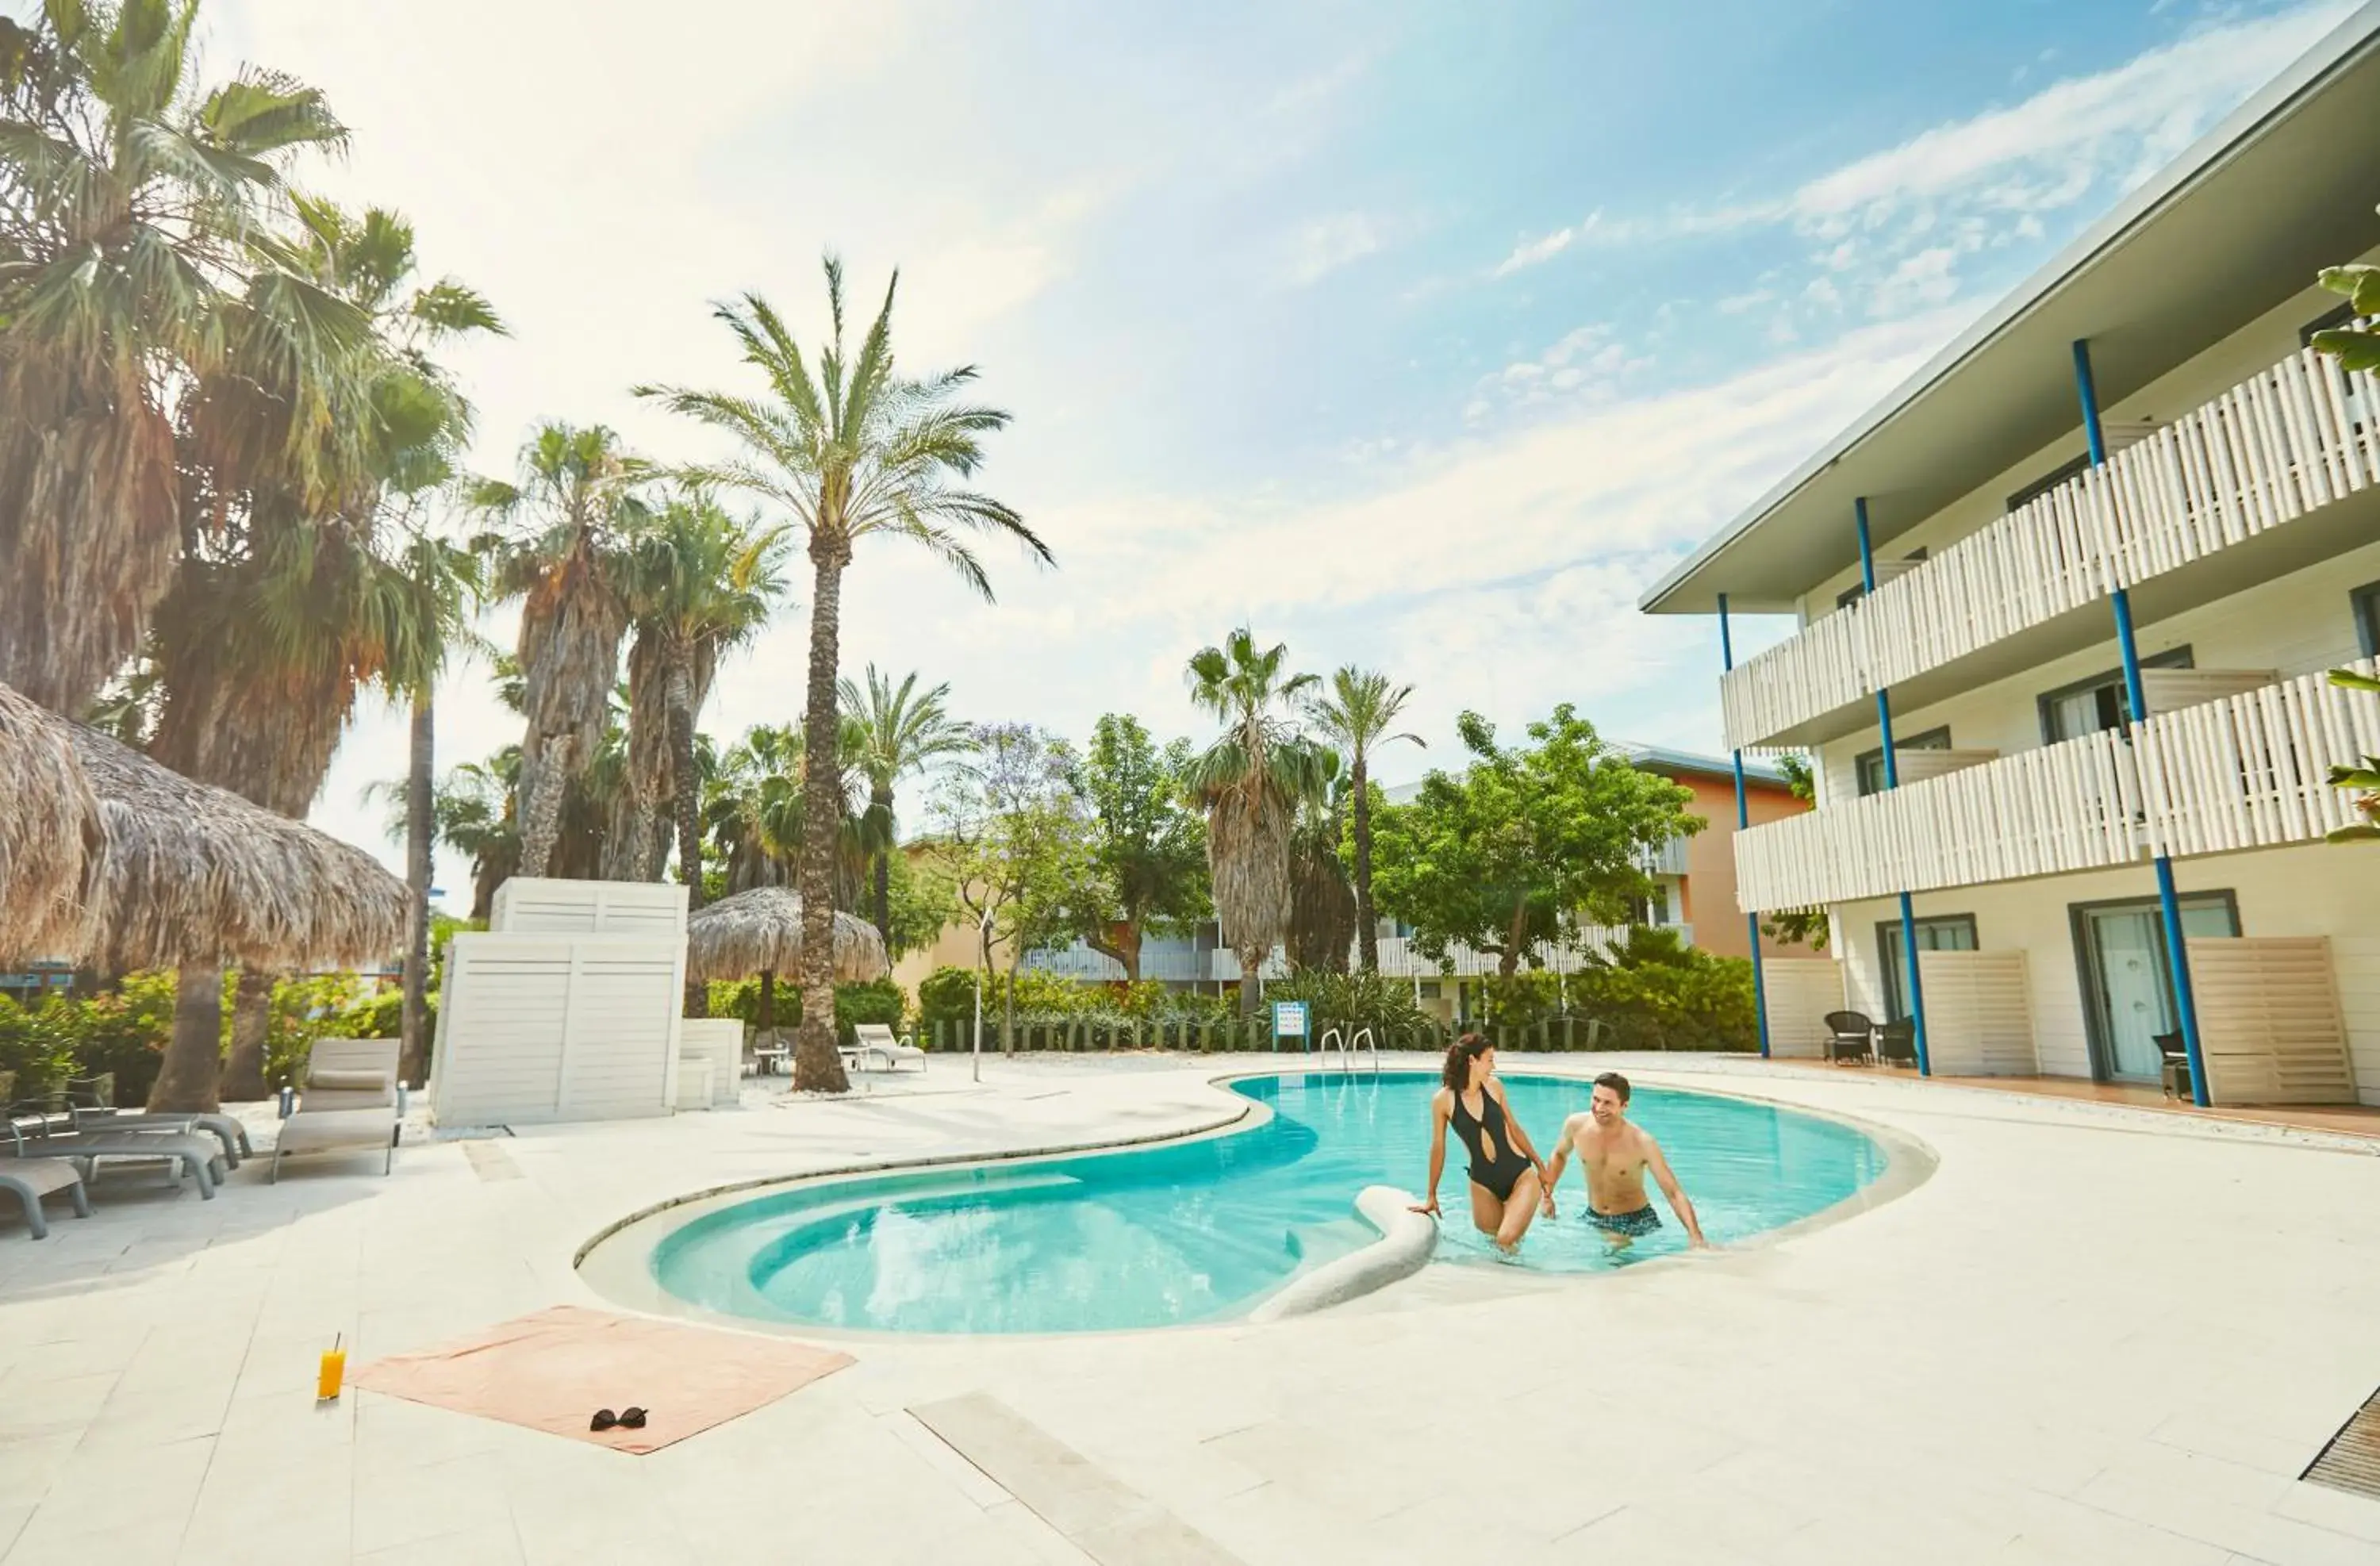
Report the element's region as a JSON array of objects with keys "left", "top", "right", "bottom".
[
  {"left": 1237, "top": 947, "right": 1261, "bottom": 1020},
  {"left": 670, "top": 657, "right": 708, "bottom": 1019},
  {"left": 516, "top": 737, "right": 572, "bottom": 879},
  {"left": 758, "top": 969, "right": 776, "bottom": 1032},
  {"left": 1085, "top": 922, "right": 1143, "bottom": 984},
  {"left": 1004, "top": 950, "right": 1021, "bottom": 1056},
  {"left": 400, "top": 691, "right": 435, "bottom": 1088},
  {"left": 792, "top": 545, "right": 851, "bottom": 1093},
  {"left": 149, "top": 963, "right": 225, "bottom": 1113},
  {"left": 218, "top": 968, "right": 274, "bottom": 1102},
  {"left": 1499, "top": 895, "right": 1529, "bottom": 979},
  {"left": 1353, "top": 754, "right": 1379, "bottom": 973},
  {"left": 872, "top": 784, "right": 893, "bottom": 941}
]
